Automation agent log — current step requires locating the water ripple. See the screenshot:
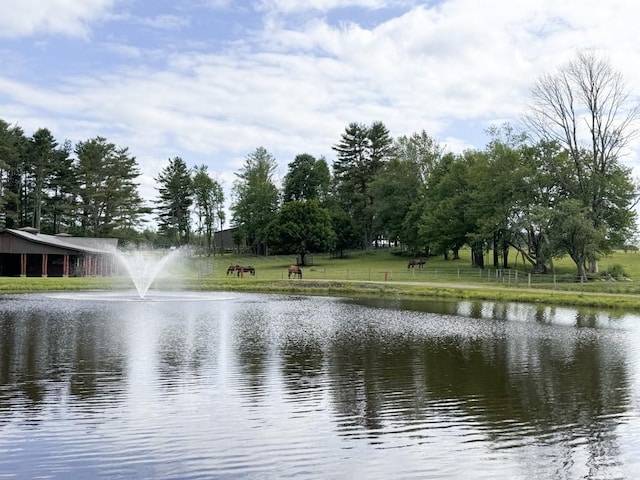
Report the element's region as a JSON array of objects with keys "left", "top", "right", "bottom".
[{"left": 1, "top": 293, "right": 640, "bottom": 478}]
